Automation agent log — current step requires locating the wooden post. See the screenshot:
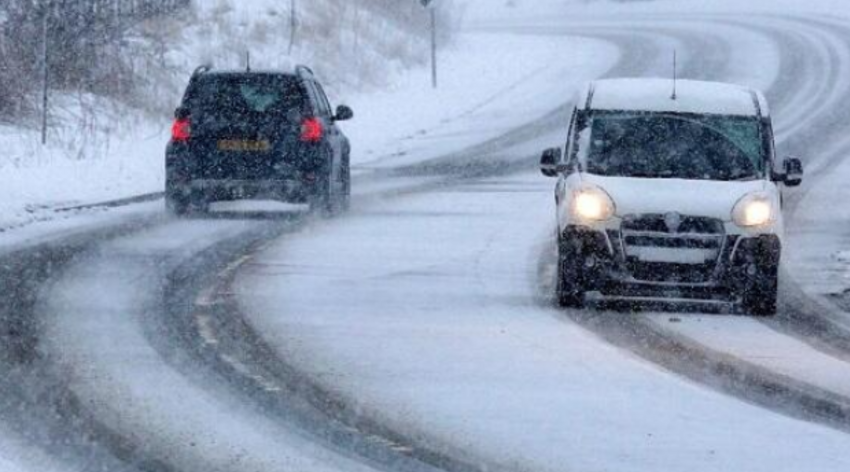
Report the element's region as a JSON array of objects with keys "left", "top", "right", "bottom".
[{"left": 41, "top": 6, "right": 50, "bottom": 145}]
